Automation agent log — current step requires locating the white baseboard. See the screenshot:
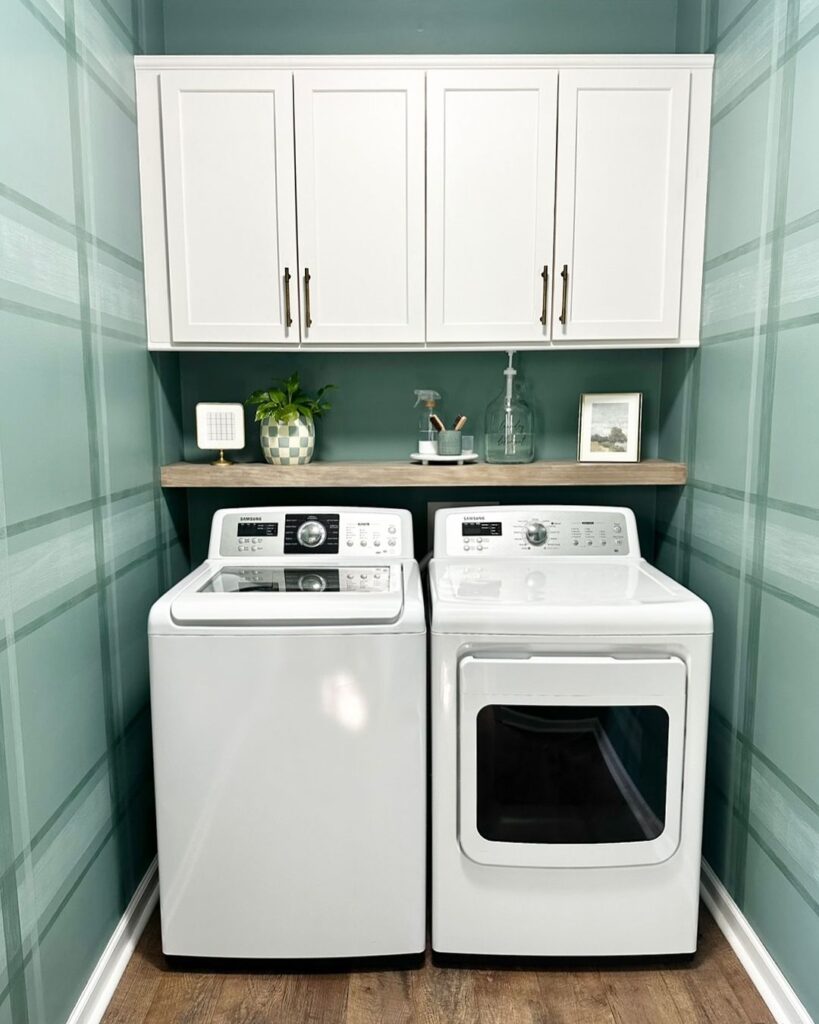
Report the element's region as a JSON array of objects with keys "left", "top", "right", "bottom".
[
  {"left": 66, "top": 857, "right": 159, "bottom": 1024},
  {"left": 701, "top": 860, "right": 814, "bottom": 1024}
]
